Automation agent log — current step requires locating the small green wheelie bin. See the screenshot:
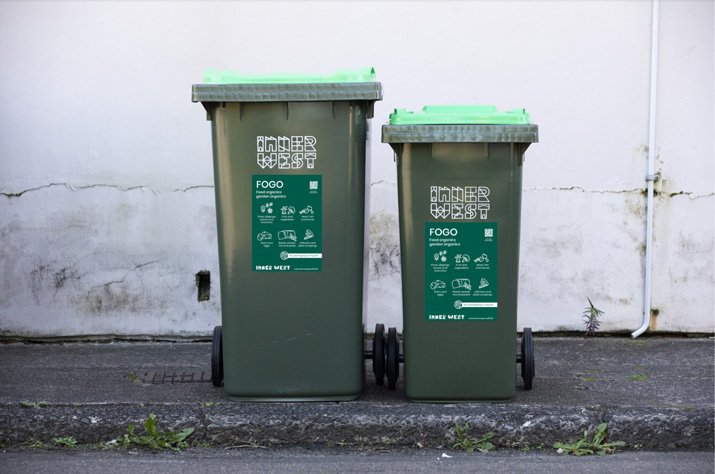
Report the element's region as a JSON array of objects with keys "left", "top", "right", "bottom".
[
  {"left": 192, "top": 68, "right": 382, "bottom": 401},
  {"left": 382, "top": 106, "right": 538, "bottom": 402}
]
